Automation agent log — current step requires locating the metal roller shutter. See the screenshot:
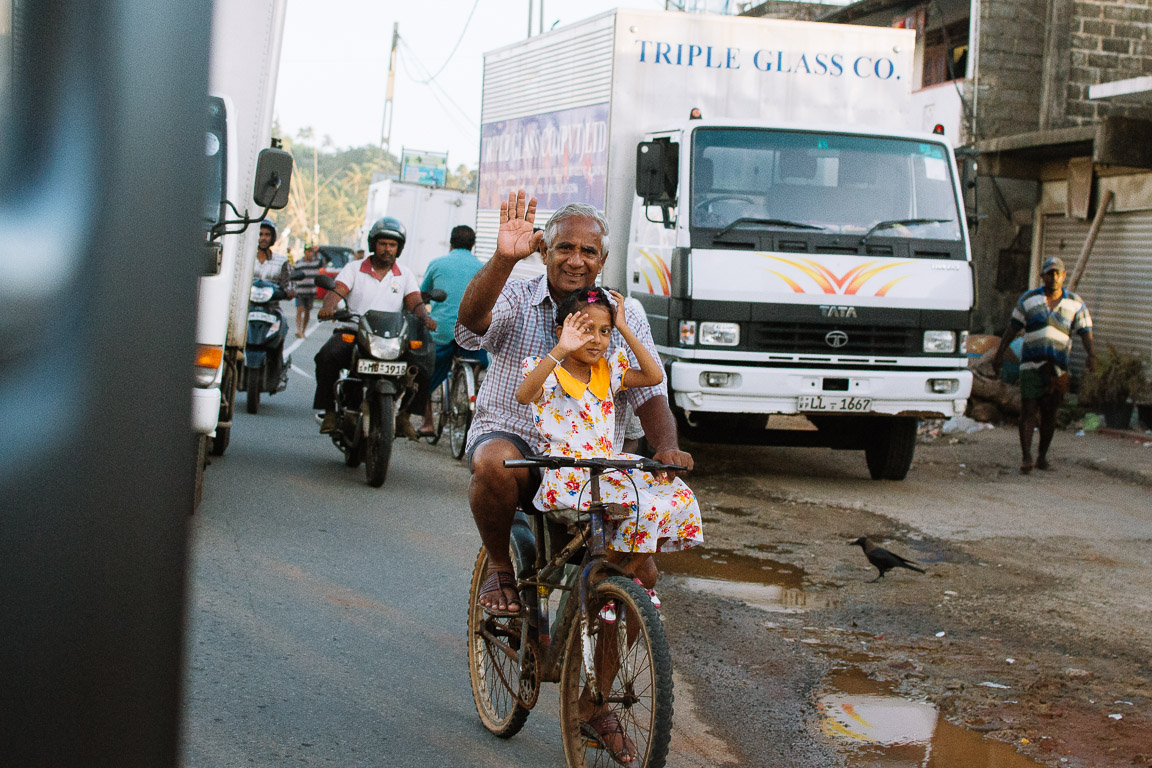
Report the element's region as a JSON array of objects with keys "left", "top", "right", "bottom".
[{"left": 1042, "top": 211, "right": 1152, "bottom": 376}]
